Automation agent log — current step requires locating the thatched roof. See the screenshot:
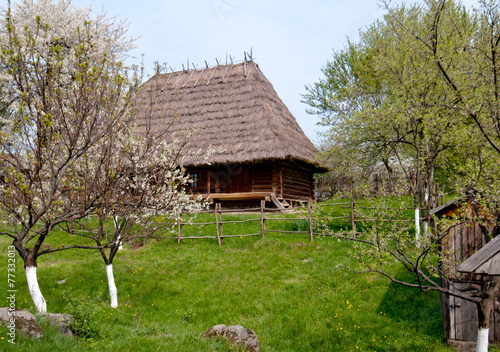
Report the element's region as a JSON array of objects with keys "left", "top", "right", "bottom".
[{"left": 133, "top": 60, "right": 327, "bottom": 172}]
